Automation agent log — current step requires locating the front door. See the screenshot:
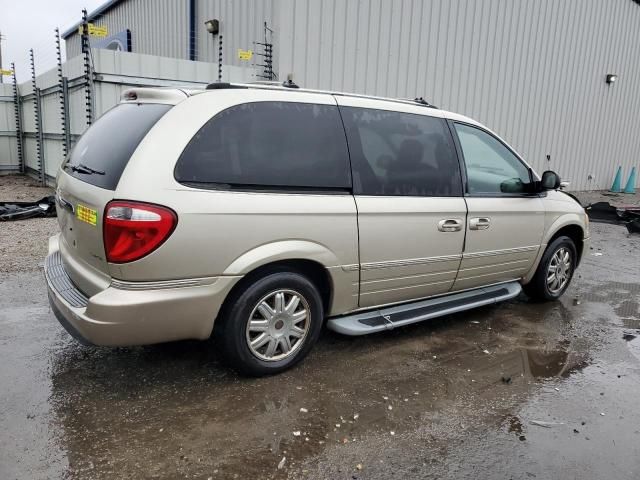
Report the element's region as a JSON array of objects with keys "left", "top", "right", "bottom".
[
  {"left": 337, "top": 97, "right": 467, "bottom": 308},
  {"left": 451, "top": 122, "right": 545, "bottom": 291}
]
